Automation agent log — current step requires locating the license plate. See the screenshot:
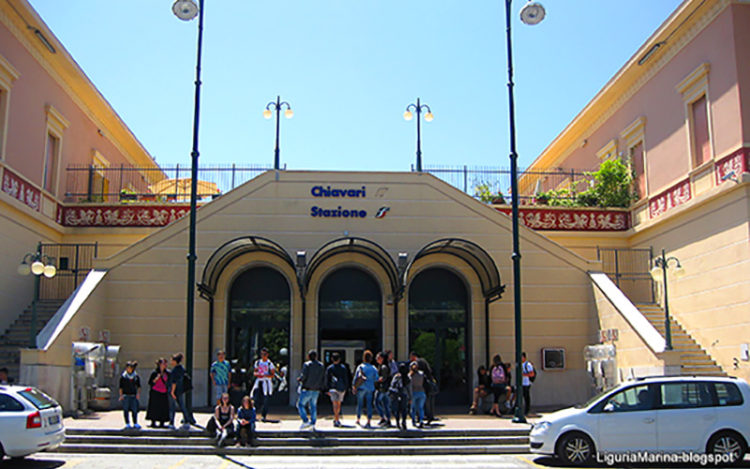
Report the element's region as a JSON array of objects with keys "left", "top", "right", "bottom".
[{"left": 48, "top": 415, "right": 59, "bottom": 425}]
